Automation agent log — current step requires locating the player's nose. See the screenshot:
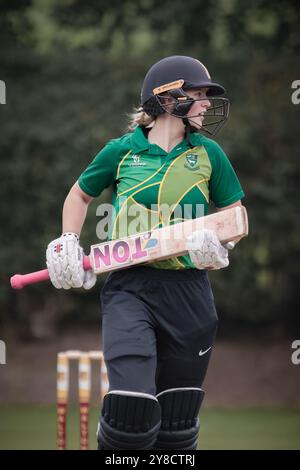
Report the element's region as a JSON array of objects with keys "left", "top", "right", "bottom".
[{"left": 200, "top": 97, "right": 211, "bottom": 109}]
